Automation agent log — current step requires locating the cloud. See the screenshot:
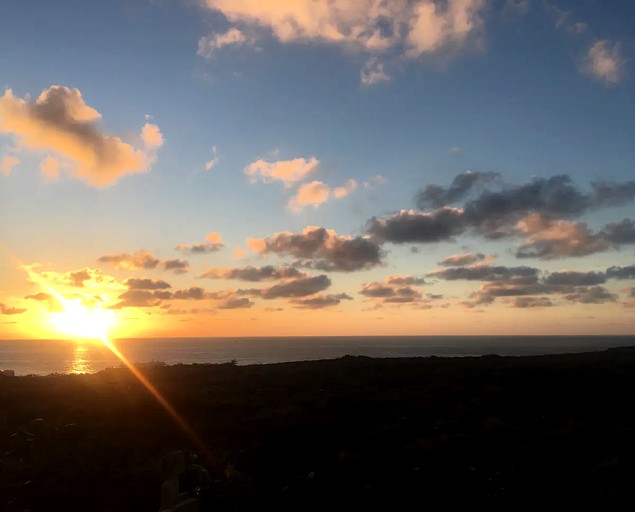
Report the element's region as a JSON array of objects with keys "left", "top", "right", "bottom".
[
  {"left": 40, "top": 155, "right": 61, "bottom": 181},
  {"left": 141, "top": 122, "right": 164, "bottom": 149},
  {"left": 0, "top": 303, "right": 26, "bottom": 315},
  {"left": 111, "top": 289, "right": 164, "bottom": 309},
  {"left": 416, "top": 170, "right": 499, "bottom": 209},
  {"left": 232, "top": 246, "right": 247, "bottom": 259},
  {"left": 244, "top": 156, "right": 319, "bottom": 187},
  {"left": 385, "top": 275, "right": 426, "bottom": 286},
  {"left": 359, "top": 280, "right": 423, "bottom": 304},
  {"left": 198, "top": 28, "right": 251, "bottom": 59},
  {"left": 586, "top": 40, "right": 623, "bottom": 85},
  {"left": 37, "top": 267, "right": 117, "bottom": 289},
  {"left": 543, "top": 271, "right": 607, "bottom": 287},
  {"left": 361, "top": 58, "right": 390, "bottom": 86},
  {"left": 563, "top": 286, "right": 617, "bottom": 304},
  {"left": 1, "top": 154, "right": 19, "bottom": 176},
  {"left": 288, "top": 179, "right": 358, "bottom": 212},
  {"left": 368, "top": 174, "right": 635, "bottom": 244},
  {"left": 98, "top": 251, "right": 160, "bottom": 270},
  {"left": 176, "top": 232, "right": 225, "bottom": 254},
  {"left": 515, "top": 214, "right": 609, "bottom": 259},
  {"left": 333, "top": 179, "right": 358, "bottom": 199},
  {"left": 162, "top": 259, "right": 190, "bottom": 274},
  {"left": 248, "top": 226, "right": 382, "bottom": 271},
  {"left": 288, "top": 181, "right": 330, "bottom": 212},
  {"left": 367, "top": 207, "right": 466, "bottom": 243},
  {"left": 217, "top": 297, "right": 254, "bottom": 309},
  {"left": 205, "top": 146, "right": 219, "bottom": 171},
  {"left": 124, "top": 278, "right": 172, "bottom": 290},
  {"left": 200, "top": 265, "right": 305, "bottom": 281},
  {"left": 601, "top": 219, "right": 635, "bottom": 245},
  {"left": 259, "top": 275, "right": 331, "bottom": 299},
  {"left": 363, "top": 174, "right": 386, "bottom": 189},
  {"left": 406, "top": 0, "right": 484, "bottom": 57},
  {"left": 204, "top": 1, "right": 484, "bottom": 55},
  {"left": 0, "top": 86, "right": 162, "bottom": 187},
  {"left": 510, "top": 297, "right": 553, "bottom": 308},
  {"left": 438, "top": 252, "right": 485, "bottom": 267},
  {"left": 172, "top": 287, "right": 208, "bottom": 300},
  {"left": 291, "top": 293, "right": 352, "bottom": 309},
  {"left": 606, "top": 265, "right": 635, "bottom": 280},
  {"left": 429, "top": 264, "right": 539, "bottom": 281}
]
